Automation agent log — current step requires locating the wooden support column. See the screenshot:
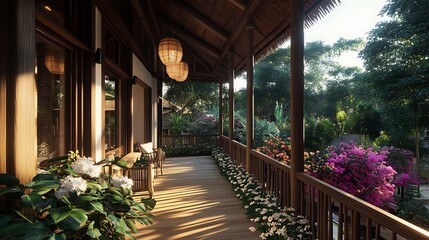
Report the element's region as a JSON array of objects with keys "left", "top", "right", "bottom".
[
  {"left": 2, "top": 0, "right": 37, "bottom": 183},
  {"left": 218, "top": 79, "right": 223, "bottom": 137},
  {"left": 228, "top": 51, "right": 235, "bottom": 154},
  {"left": 245, "top": 22, "right": 254, "bottom": 171},
  {"left": 290, "top": 0, "right": 305, "bottom": 213},
  {"left": 0, "top": 1, "right": 9, "bottom": 173}
]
